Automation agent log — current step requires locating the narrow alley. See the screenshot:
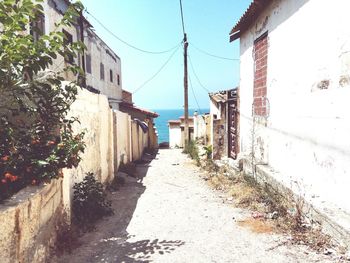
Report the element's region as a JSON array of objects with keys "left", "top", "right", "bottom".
[{"left": 57, "top": 149, "right": 334, "bottom": 263}]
